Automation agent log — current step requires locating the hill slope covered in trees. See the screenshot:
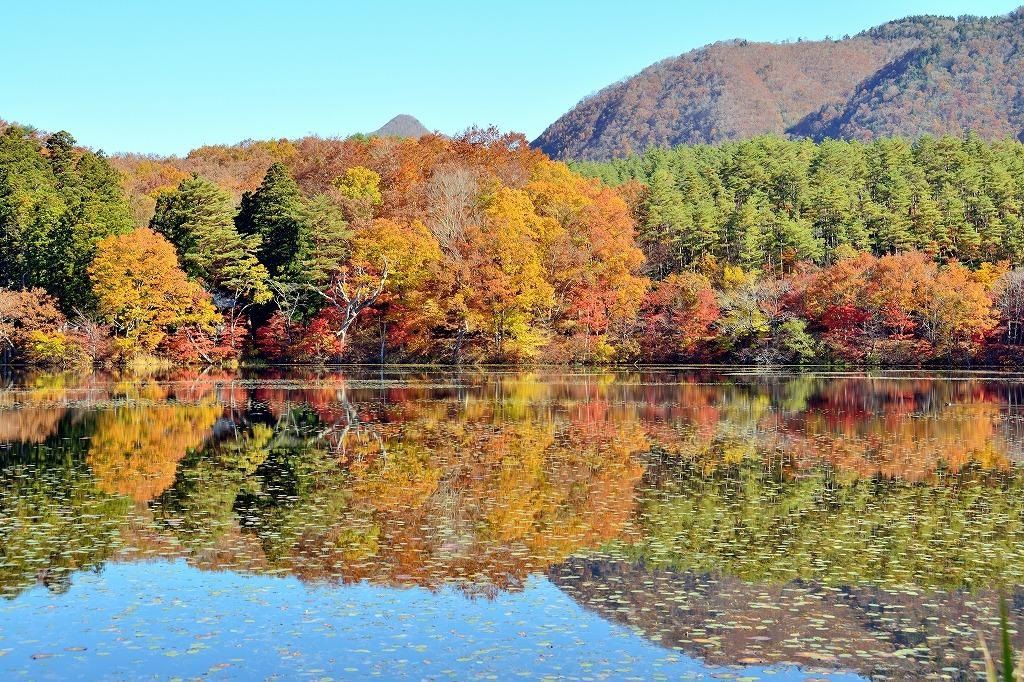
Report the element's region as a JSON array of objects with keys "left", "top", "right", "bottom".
[
  {"left": 534, "top": 9, "right": 1024, "bottom": 160},
  {"left": 8, "top": 122, "right": 1024, "bottom": 368}
]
